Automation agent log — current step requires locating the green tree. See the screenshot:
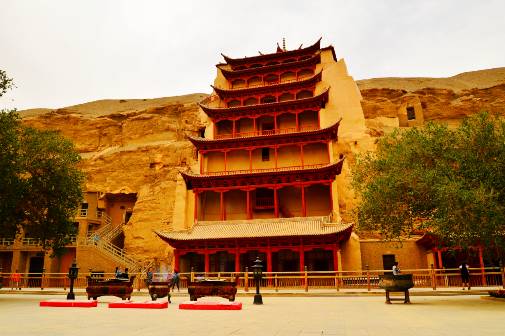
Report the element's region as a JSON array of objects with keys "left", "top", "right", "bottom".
[
  {"left": 0, "top": 71, "right": 84, "bottom": 253},
  {"left": 353, "top": 112, "right": 505, "bottom": 253}
]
